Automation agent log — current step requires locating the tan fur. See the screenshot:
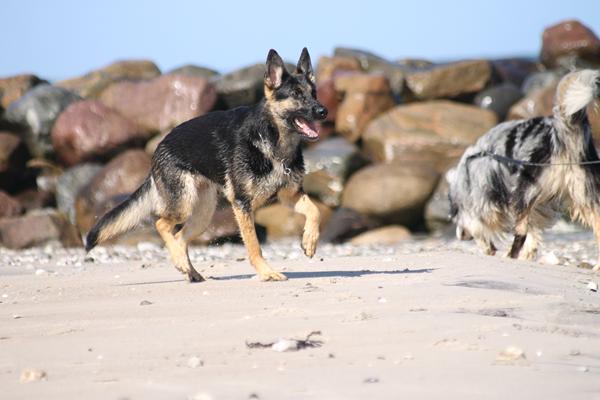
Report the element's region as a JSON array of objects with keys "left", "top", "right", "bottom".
[{"left": 278, "top": 186, "right": 320, "bottom": 258}]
